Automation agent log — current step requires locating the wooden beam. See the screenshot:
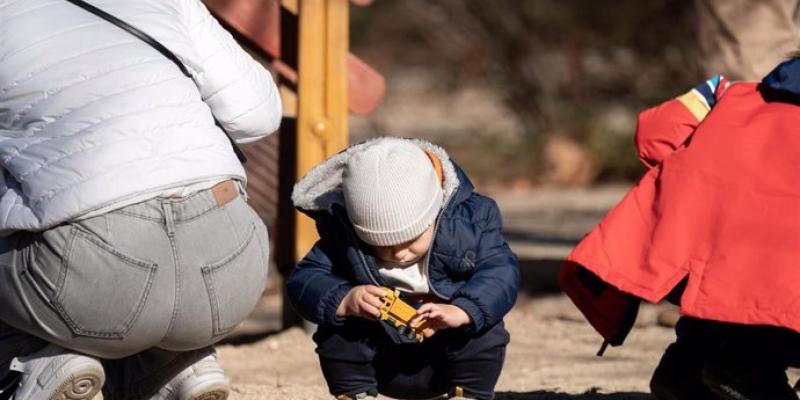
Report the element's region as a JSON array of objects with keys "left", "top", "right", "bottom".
[
  {"left": 202, "top": 0, "right": 384, "bottom": 115},
  {"left": 294, "top": 0, "right": 350, "bottom": 260}
]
